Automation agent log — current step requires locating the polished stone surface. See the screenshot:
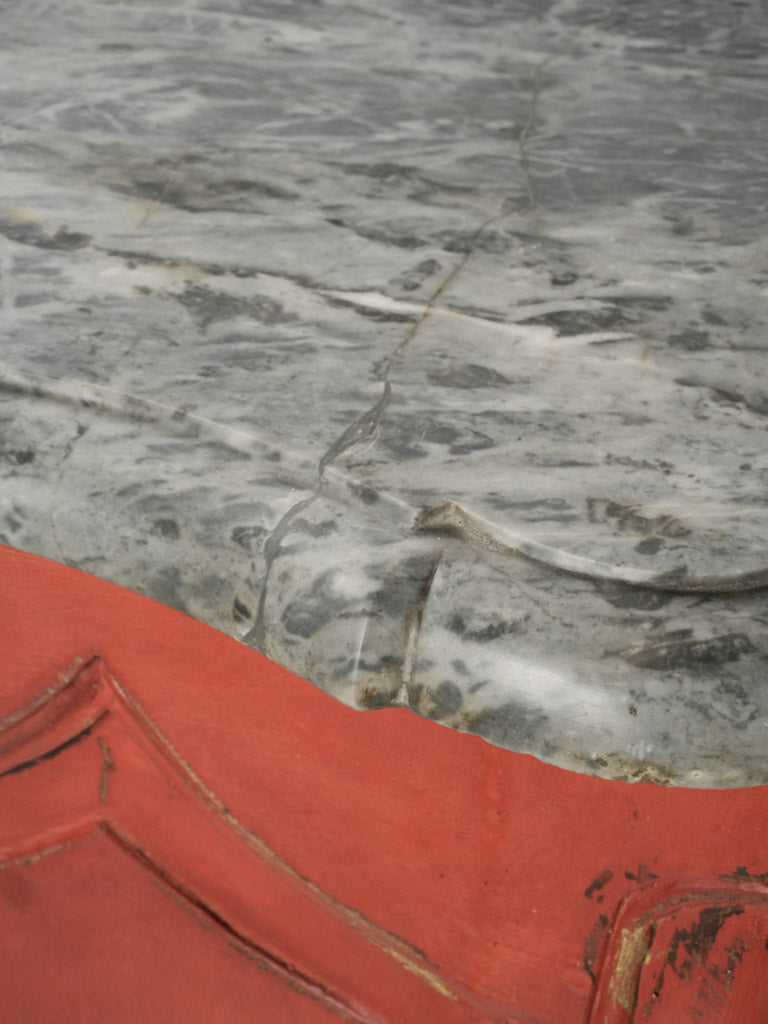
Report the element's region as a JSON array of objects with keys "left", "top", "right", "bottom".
[{"left": 2, "top": 0, "right": 768, "bottom": 786}]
